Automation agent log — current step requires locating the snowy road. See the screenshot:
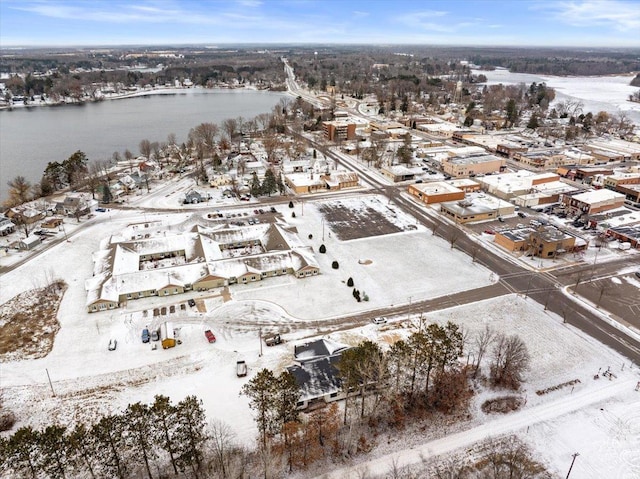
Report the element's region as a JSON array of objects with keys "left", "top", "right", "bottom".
[{"left": 318, "top": 378, "right": 638, "bottom": 479}]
